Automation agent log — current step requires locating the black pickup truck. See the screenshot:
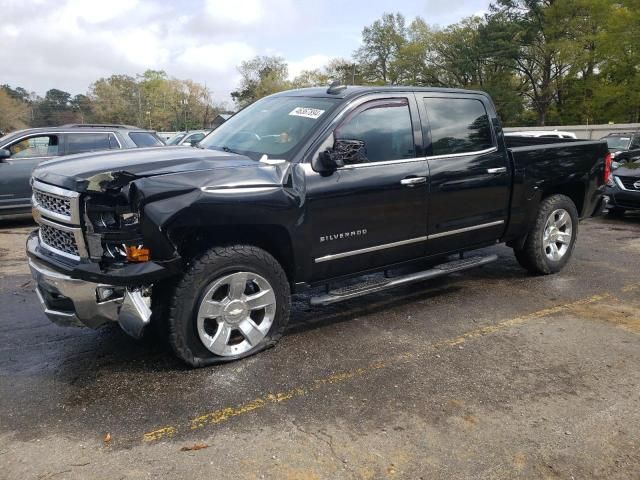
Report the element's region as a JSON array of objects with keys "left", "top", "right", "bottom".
[{"left": 27, "top": 86, "right": 610, "bottom": 366}]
